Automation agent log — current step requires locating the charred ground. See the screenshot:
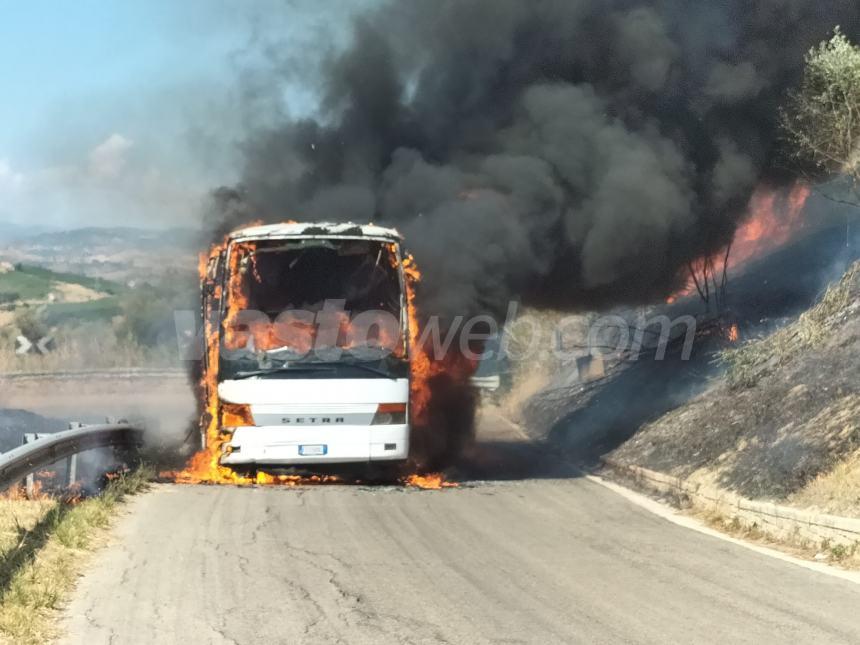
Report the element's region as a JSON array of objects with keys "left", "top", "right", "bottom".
[{"left": 608, "top": 259, "right": 860, "bottom": 503}]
